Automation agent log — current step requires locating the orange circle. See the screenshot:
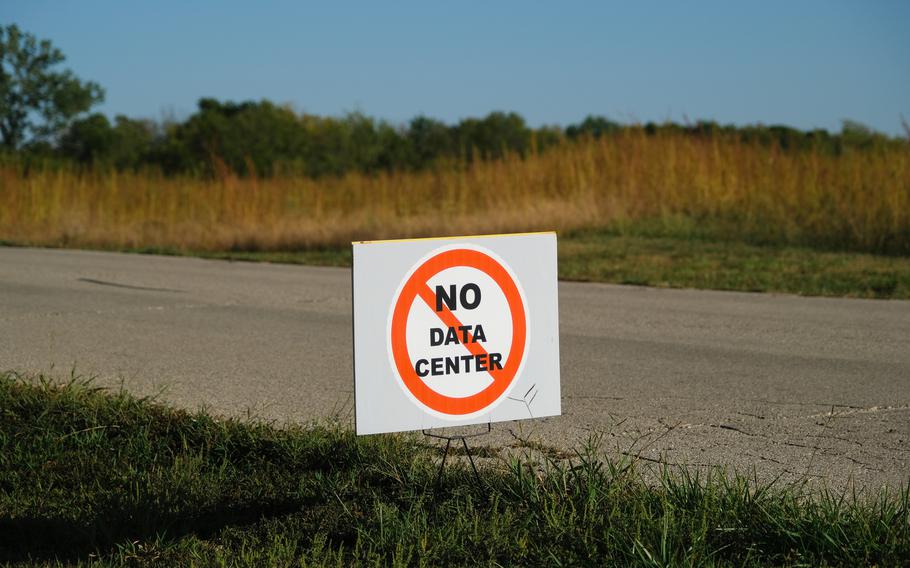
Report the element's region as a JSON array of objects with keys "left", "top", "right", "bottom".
[{"left": 390, "top": 248, "right": 527, "bottom": 416}]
